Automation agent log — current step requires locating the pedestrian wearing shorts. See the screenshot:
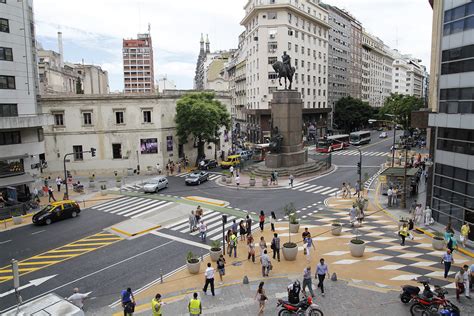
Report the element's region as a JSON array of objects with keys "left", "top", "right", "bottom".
[
  {"left": 216, "top": 255, "right": 226, "bottom": 284},
  {"left": 255, "top": 281, "right": 267, "bottom": 316}
]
